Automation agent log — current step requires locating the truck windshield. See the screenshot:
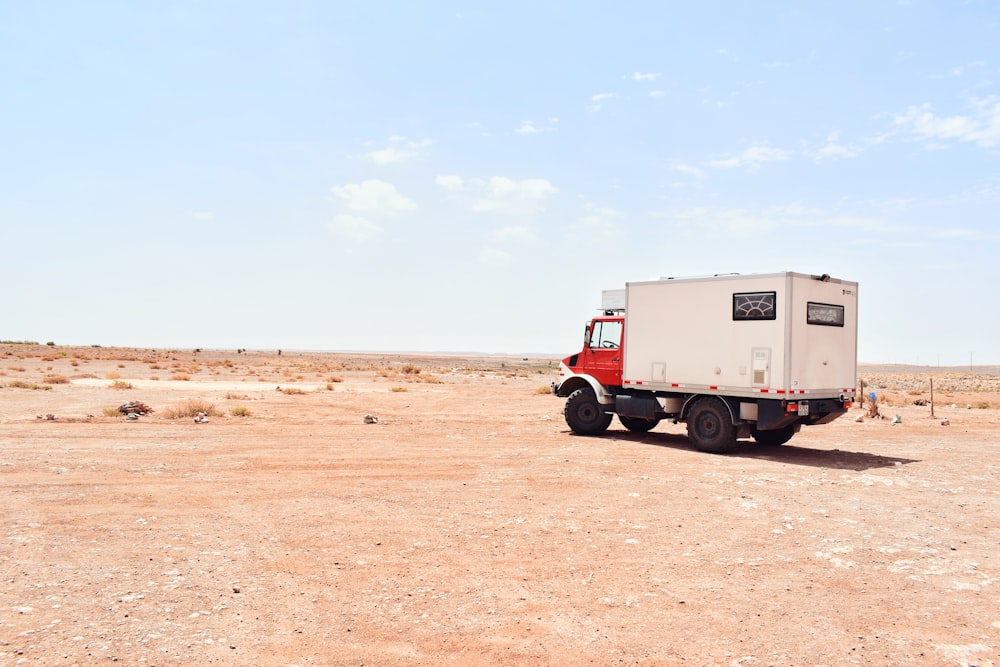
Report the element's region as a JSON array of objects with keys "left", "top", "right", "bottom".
[{"left": 590, "top": 320, "right": 622, "bottom": 349}]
